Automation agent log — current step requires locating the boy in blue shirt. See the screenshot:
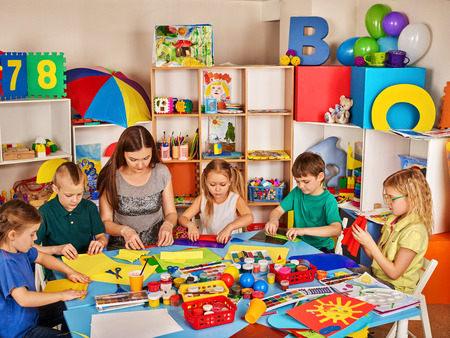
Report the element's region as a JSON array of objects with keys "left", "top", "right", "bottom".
[
  {"left": 34, "top": 162, "right": 107, "bottom": 260},
  {"left": 265, "top": 152, "right": 342, "bottom": 252}
]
